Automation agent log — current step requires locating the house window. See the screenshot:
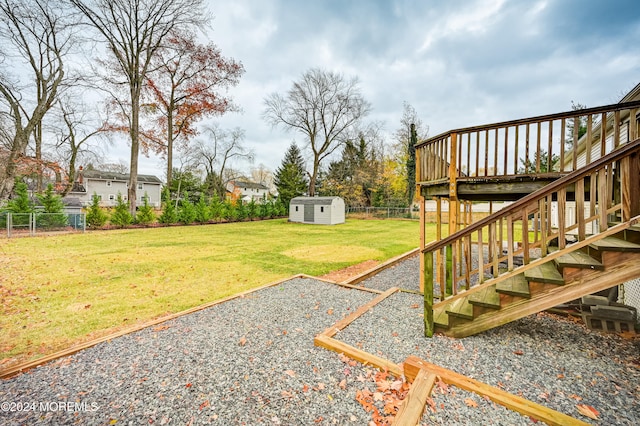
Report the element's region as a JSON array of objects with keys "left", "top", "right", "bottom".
[
  {"left": 320, "top": 206, "right": 324, "bottom": 213},
  {"left": 295, "top": 206, "right": 299, "bottom": 212},
  {"left": 109, "top": 194, "right": 115, "bottom": 201},
  {"left": 138, "top": 183, "right": 143, "bottom": 190},
  {"left": 106, "top": 181, "right": 112, "bottom": 187}
]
